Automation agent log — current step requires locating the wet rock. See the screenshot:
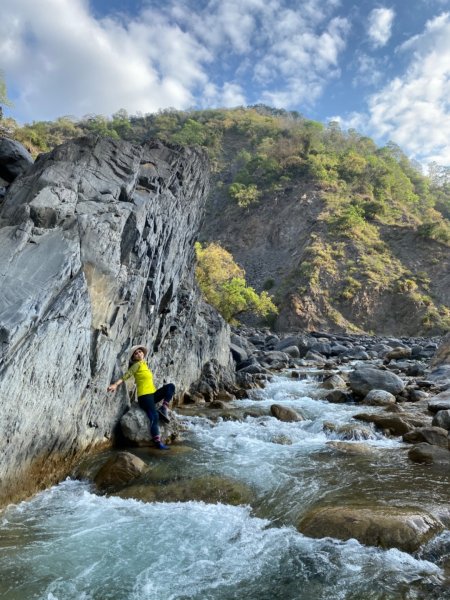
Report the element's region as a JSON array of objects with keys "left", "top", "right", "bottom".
[
  {"left": 208, "top": 400, "right": 228, "bottom": 409},
  {"left": 432, "top": 410, "right": 450, "bottom": 430},
  {"left": 325, "top": 390, "right": 353, "bottom": 404},
  {"left": 0, "top": 137, "right": 33, "bottom": 182},
  {"left": 117, "top": 475, "right": 254, "bottom": 505},
  {"left": 349, "top": 368, "right": 405, "bottom": 397},
  {"left": 323, "top": 421, "right": 375, "bottom": 441},
  {"left": 326, "top": 441, "right": 375, "bottom": 455},
  {"left": 270, "top": 404, "right": 304, "bottom": 422},
  {"left": 363, "top": 389, "right": 396, "bottom": 406},
  {"left": 298, "top": 505, "right": 443, "bottom": 552},
  {"left": 354, "top": 413, "right": 424, "bottom": 436},
  {"left": 94, "top": 451, "right": 149, "bottom": 490},
  {"left": 272, "top": 435, "right": 293, "bottom": 445},
  {"left": 321, "top": 373, "right": 347, "bottom": 390},
  {"left": 408, "top": 443, "right": 450, "bottom": 466},
  {"left": 403, "top": 427, "right": 449, "bottom": 448}
]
